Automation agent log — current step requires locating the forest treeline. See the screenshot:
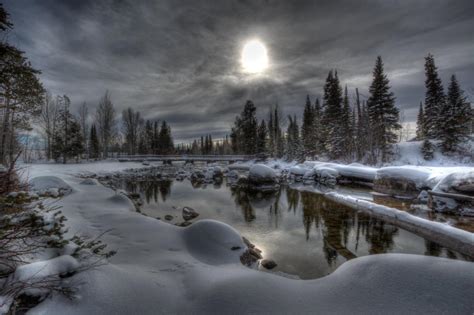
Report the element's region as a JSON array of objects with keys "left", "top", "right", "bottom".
[
  {"left": 1, "top": 4, "right": 472, "bottom": 167},
  {"left": 227, "top": 55, "right": 473, "bottom": 163}
]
